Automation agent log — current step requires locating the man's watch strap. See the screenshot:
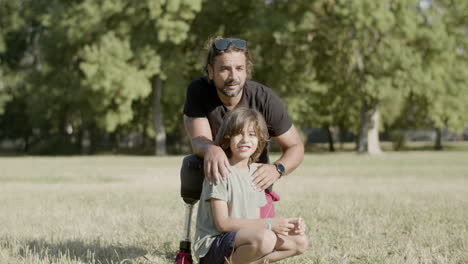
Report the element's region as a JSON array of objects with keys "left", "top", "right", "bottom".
[{"left": 274, "top": 162, "right": 286, "bottom": 178}]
